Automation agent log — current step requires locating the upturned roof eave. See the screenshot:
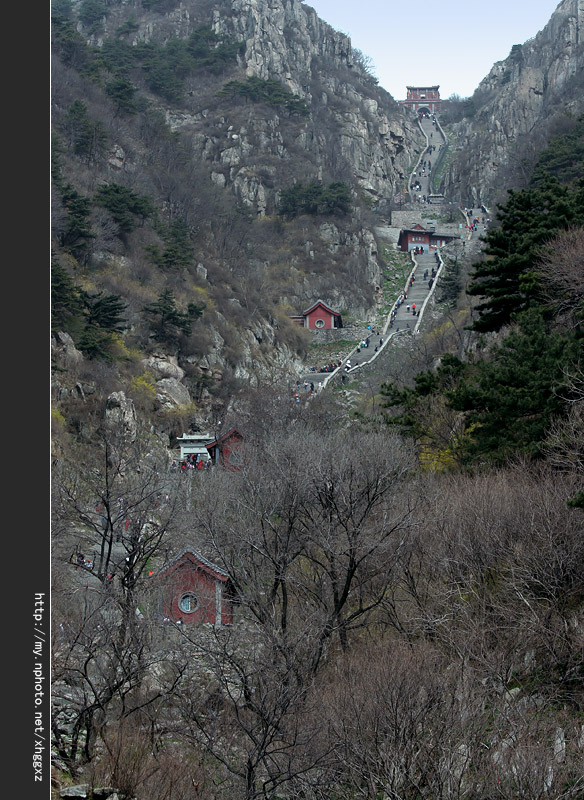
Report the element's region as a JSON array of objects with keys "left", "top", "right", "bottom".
[
  {"left": 301, "top": 299, "right": 341, "bottom": 316},
  {"left": 156, "top": 548, "right": 230, "bottom": 582}
]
